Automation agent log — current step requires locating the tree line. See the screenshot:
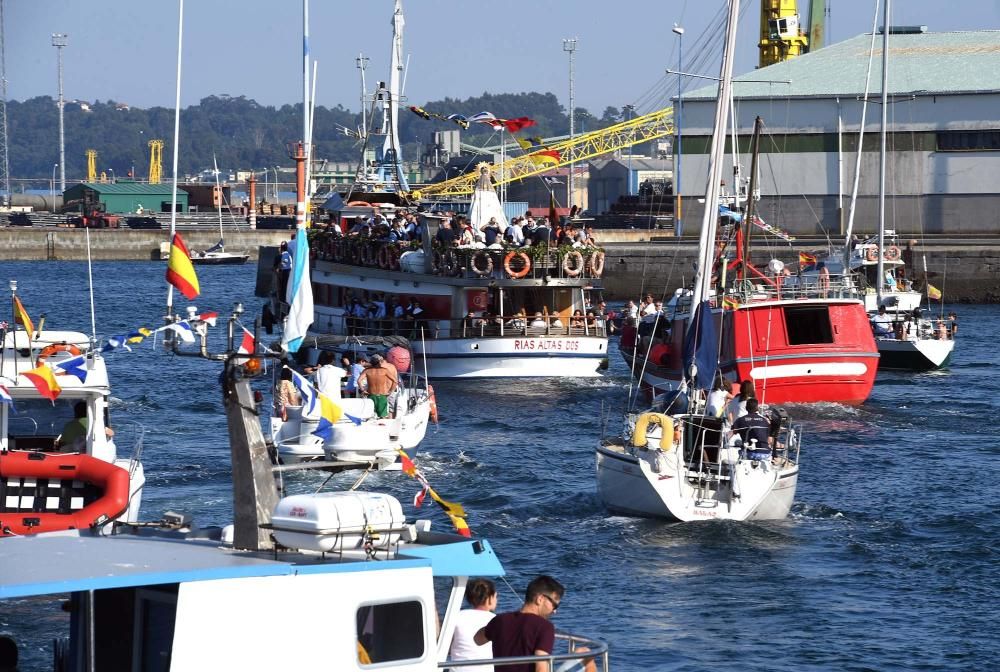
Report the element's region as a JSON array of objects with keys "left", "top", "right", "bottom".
[{"left": 8, "top": 92, "right": 624, "bottom": 182}]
